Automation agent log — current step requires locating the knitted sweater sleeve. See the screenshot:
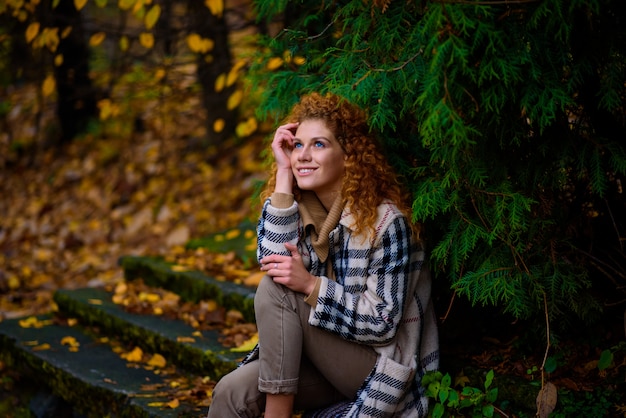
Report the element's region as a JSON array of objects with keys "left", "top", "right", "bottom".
[
  {"left": 310, "top": 214, "right": 412, "bottom": 346},
  {"left": 256, "top": 196, "right": 300, "bottom": 262}
]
